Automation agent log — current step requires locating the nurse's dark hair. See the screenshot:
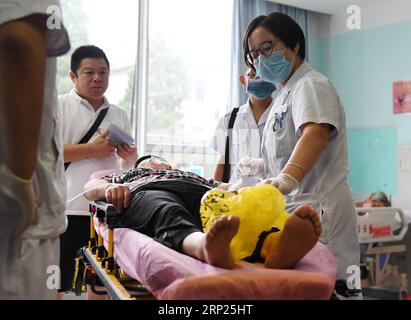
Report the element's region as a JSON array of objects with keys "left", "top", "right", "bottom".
[
  {"left": 243, "top": 12, "right": 306, "bottom": 70},
  {"left": 70, "top": 45, "right": 110, "bottom": 76}
]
